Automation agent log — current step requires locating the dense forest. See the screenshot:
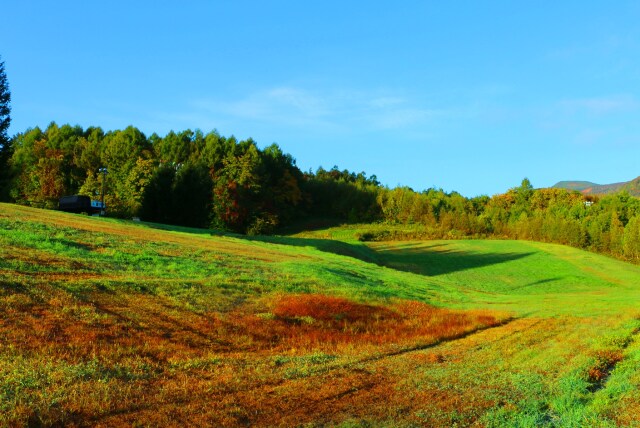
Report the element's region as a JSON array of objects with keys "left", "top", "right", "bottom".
[
  {"left": 1, "top": 123, "right": 639, "bottom": 263},
  {"left": 0, "top": 123, "right": 381, "bottom": 234}
]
